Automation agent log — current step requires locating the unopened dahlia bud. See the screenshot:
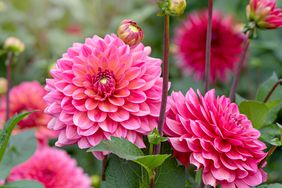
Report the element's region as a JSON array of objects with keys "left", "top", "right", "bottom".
[
  {"left": 117, "top": 19, "right": 144, "bottom": 47},
  {"left": 4, "top": 37, "right": 25, "bottom": 54},
  {"left": 158, "top": 0, "right": 187, "bottom": 16},
  {"left": 246, "top": 0, "right": 282, "bottom": 29},
  {"left": 0, "top": 77, "right": 7, "bottom": 95}
]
